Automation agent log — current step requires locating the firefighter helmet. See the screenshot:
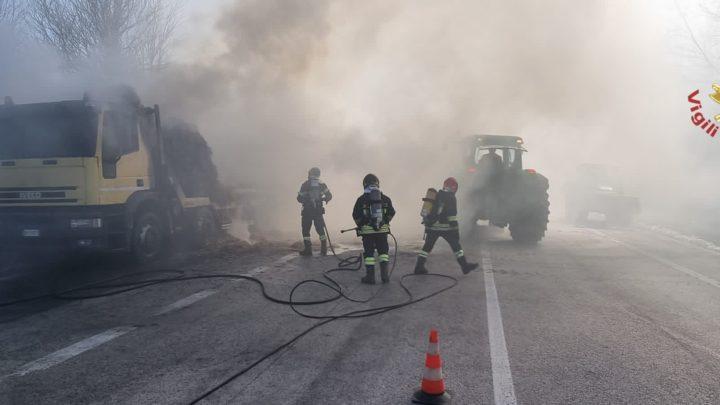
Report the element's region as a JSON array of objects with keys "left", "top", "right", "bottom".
[
  {"left": 363, "top": 173, "right": 379, "bottom": 188},
  {"left": 308, "top": 167, "right": 321, "bottom": 178},
  {"left": 443, "top": 177, "right": 458, "bottom": 193}
]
